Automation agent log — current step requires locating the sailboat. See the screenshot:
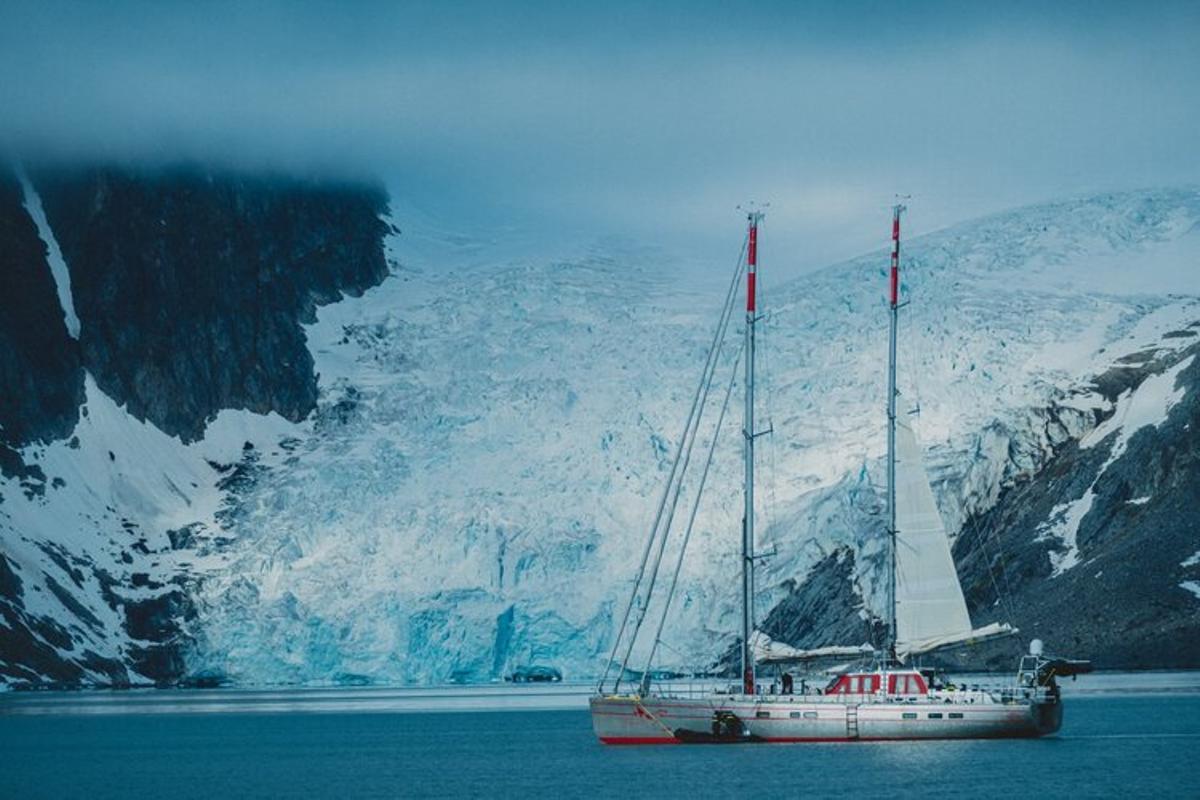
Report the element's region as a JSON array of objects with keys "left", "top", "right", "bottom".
[{"left": 589, "top": 206, "right": 1089, "bottom": 744}]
